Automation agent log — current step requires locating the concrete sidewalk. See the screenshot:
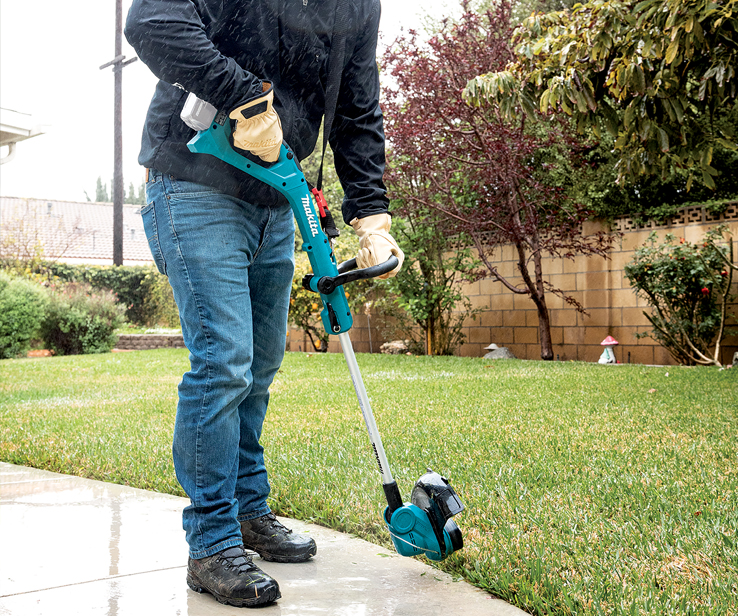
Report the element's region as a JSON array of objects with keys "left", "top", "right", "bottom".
[{"left": 0, "top": 463, "right": 525, "bottom": 615}]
